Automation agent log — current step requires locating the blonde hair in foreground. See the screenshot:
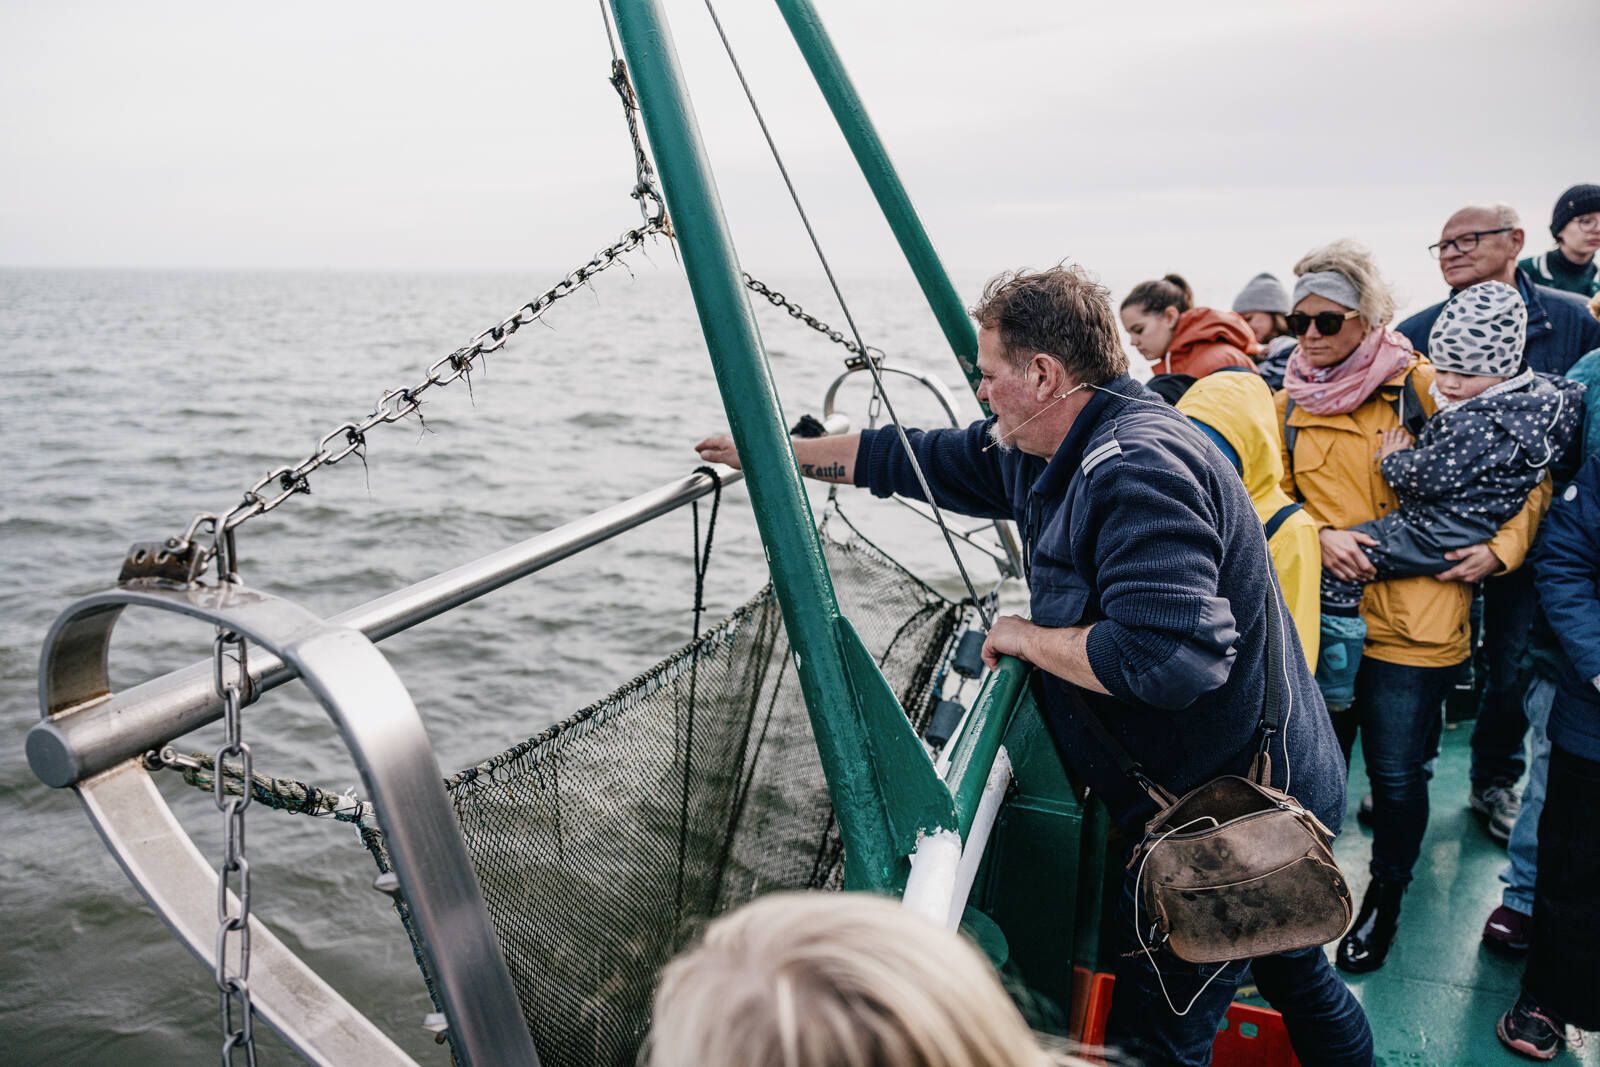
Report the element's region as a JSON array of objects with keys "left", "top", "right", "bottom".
[{"left": 645, "top": 891, "right": 1078, "bottom": 1067}]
